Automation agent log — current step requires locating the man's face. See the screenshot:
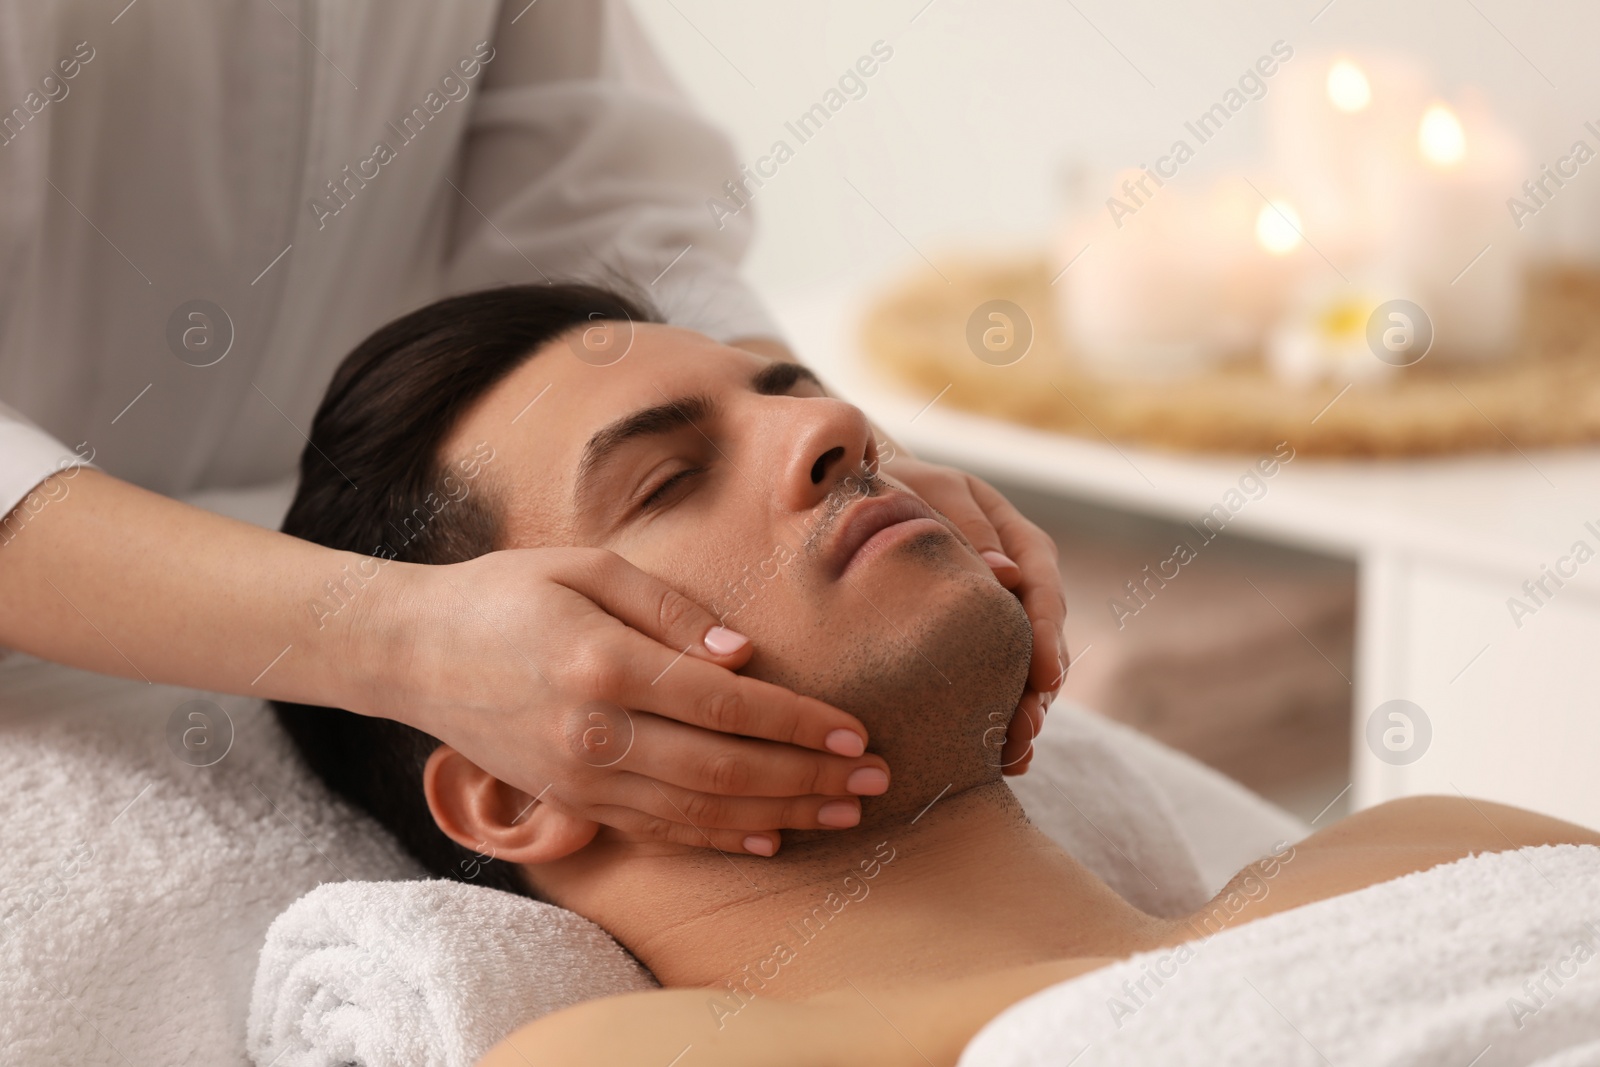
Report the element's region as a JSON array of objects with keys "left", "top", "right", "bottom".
[{"left": 441, "top": 323, "right": 1031, "bottom": 802}]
